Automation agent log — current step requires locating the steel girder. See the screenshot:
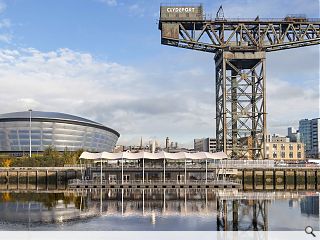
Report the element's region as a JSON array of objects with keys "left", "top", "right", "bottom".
[
  {"left": 159, "top": 20, "right": 320, "bottom": 52},
  {"left": 215, "top": 51, "right": 266, "bottom": 159},
  {"left": 159, "top": 17, "right": 319, "bottom": 160}
]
